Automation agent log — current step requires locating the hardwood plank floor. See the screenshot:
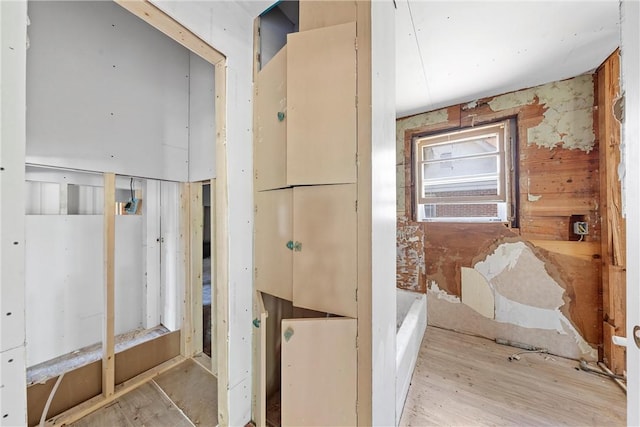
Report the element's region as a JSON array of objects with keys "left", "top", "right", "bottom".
[{"left": 400, "top": 326, "right": 626, "bottom": 426}]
